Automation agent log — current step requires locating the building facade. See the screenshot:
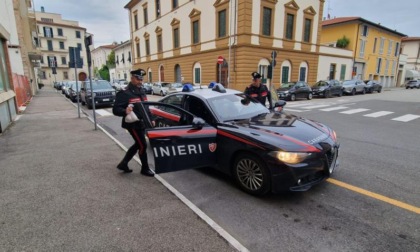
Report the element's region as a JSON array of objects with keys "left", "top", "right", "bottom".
[
  {"left": 321, "top": 17, "right": 406, "bottom": 87},
  {"left": 113, "top": 40, "right": 133, "bottom": 82},
  {"left": 317, "top": 45, "right": 353, "bottom": 81},
  {"left": 125, "top": 0, "right": 328, "bottom": 91},
  {"left": 91, "top": 44, "right": 116, "bottom": 78},
  {"left": 401, "top": 37, "right": 420, "bottom": 82},
  {"left": 35, "top": 8, "right": 89, "bottom": 85}
]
